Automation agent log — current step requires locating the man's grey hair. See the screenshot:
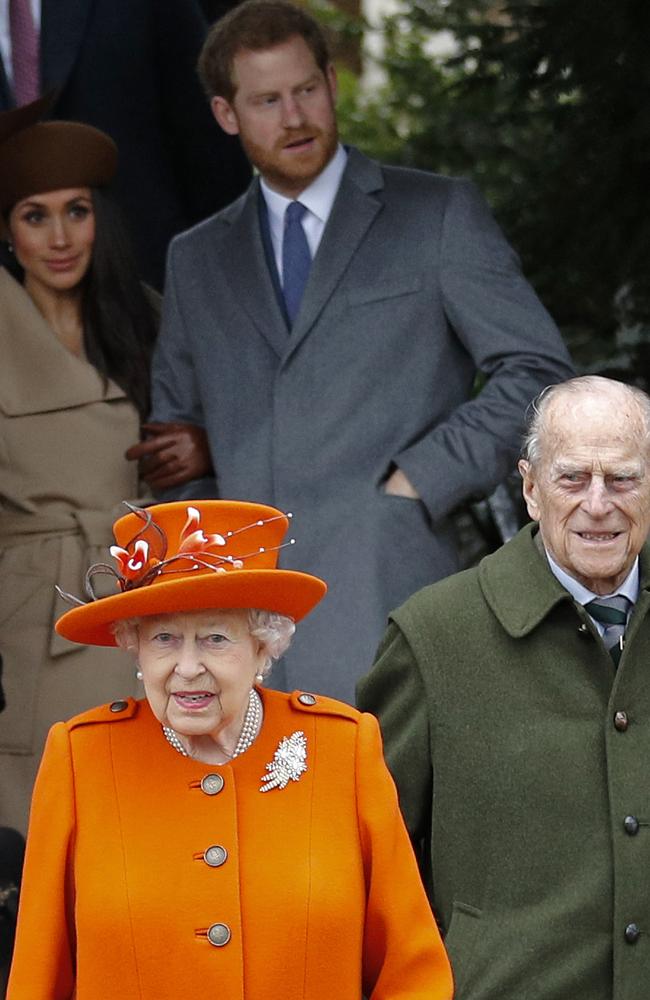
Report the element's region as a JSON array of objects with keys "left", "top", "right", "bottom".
[
  {"left": 112, "top": 608, "right": 295, "bottom": 679},
  {"left": 521, "top": 375, "right": 650, "bottom": 467}
]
